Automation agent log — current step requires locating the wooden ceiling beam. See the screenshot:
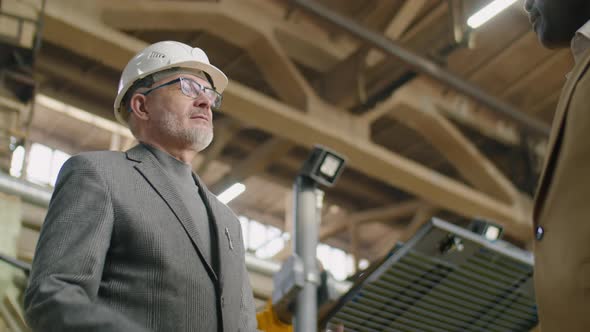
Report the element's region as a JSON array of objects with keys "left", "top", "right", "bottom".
[
  {"left": 530, "top": 90, "right": 560, "bottom": 115},
  {"left": 393, "top": 98, "right": 523, "bottom": 205},
  {"left": 36, "top": 56, "right": 116, "bottom": 102},
  {"left": 316, "top": 0, "right": 418, "bottom": 105},
  {"left": 228, "top": 201, "right": 286, "bottom": 231},
  {"left": 102, "top": 0, "right": 314, "bottom": 111},
  {"left": 209, "top": 137, "right": 294, "bottom": 194},
  {"left": 499, "top": 50, "right": 569, "bottom": 101},
  {"left": 273, "top": 200, "right": 423, "bottom": 261},
  {"left": 371, "top": 204, "right": 436, "bottom": 258},
  {"left": 319, "top": 200, "right": 423, "bottom": 240},
  {"left": 100, "top": 0, "right": 356, "bottom": 73},
  {"left": 361, "top": 78, "right": 532, "bottom": 210},
  {"left": 36, "top": 85, "right": 113, "bottom": 121},
  {"left": 229, "top": 137, "right": 394, "bottom": 205},
  {"left": 365, "top": 0, "right": 429, "bottom": 67},
  {"left": 362, "top": 77, "right": 524, "bottom": 148},
  {"left": 43, "top": 3, "right": 146, "bottom": 71},
  {"left": 195, "top": 118, "right": 243, "bottom": 173},
  {"left": 319, "top": 0, "right": 429, "bottom": 107}
]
